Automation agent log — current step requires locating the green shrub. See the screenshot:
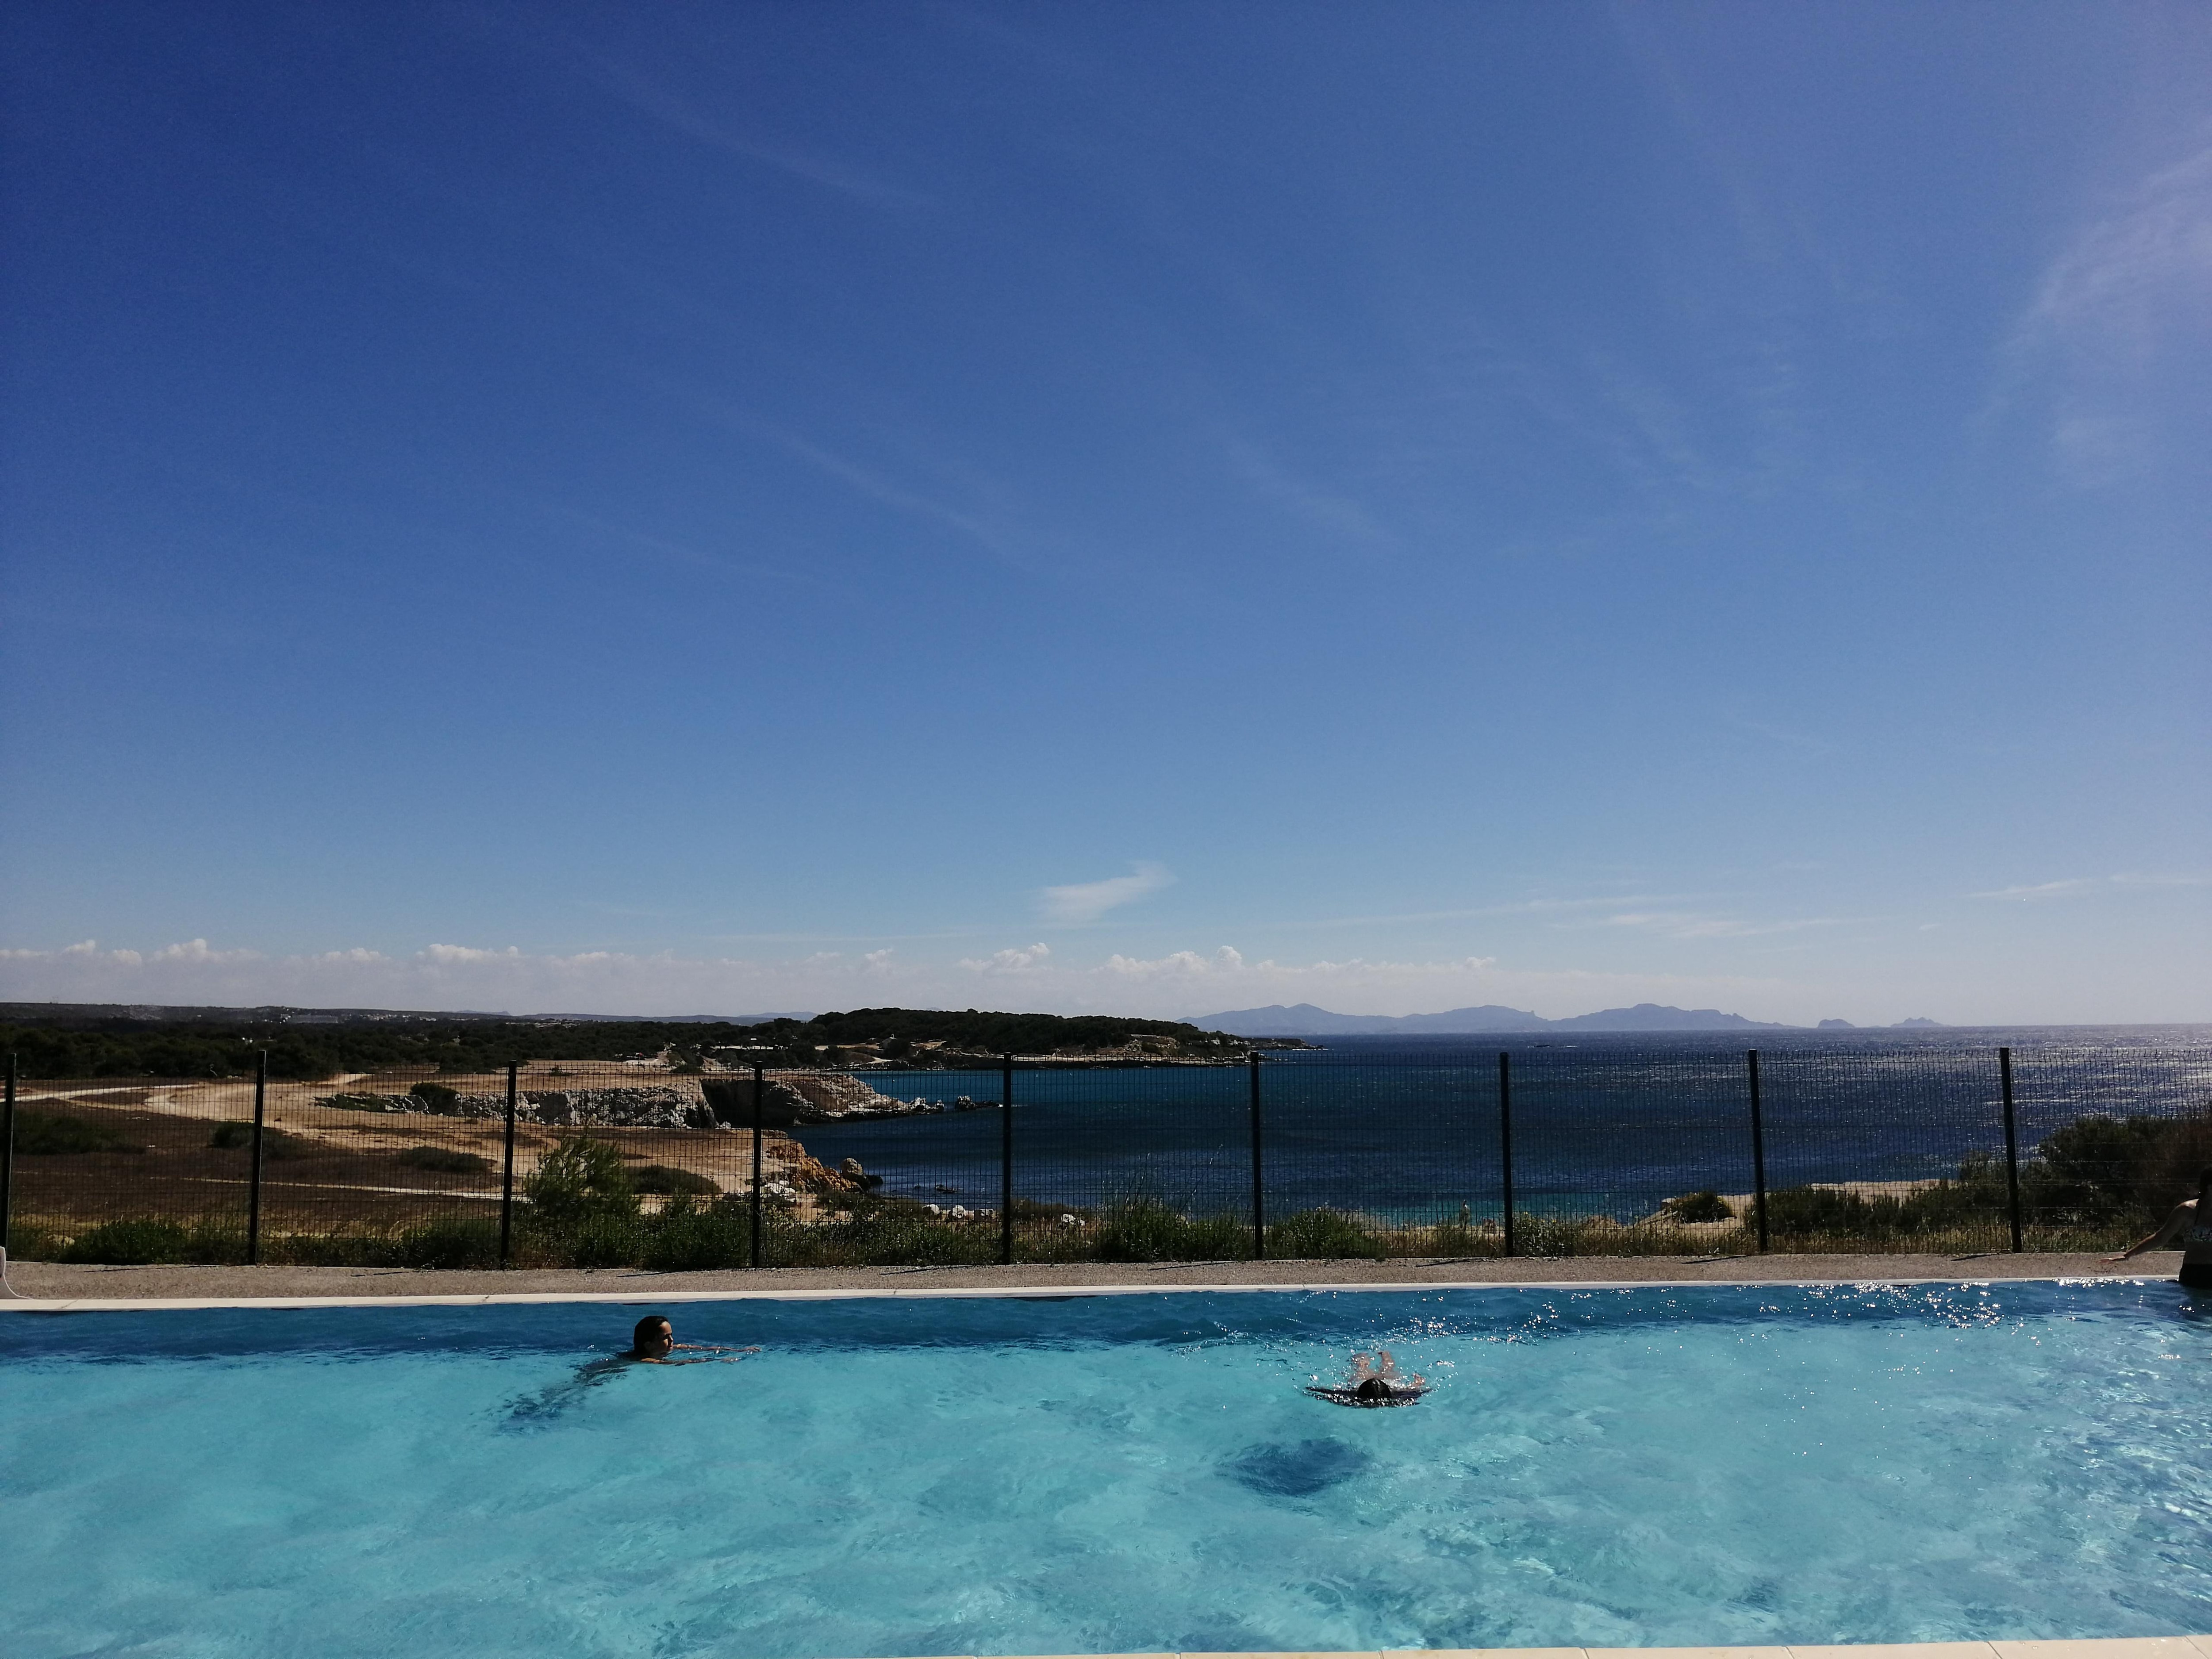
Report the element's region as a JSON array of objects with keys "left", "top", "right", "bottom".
[
  {"left": 5, "top": 1220, "right": 64, "bottom": 1260},
  {"left": 208, "top": 1121, "right": 311, "bottom": 1158},
  {"left": 561, "top": 1212, "right": 645, "bottom": 1267},
  {"left": 265, "top": 1229, "right": 395, "bottom": 1267},
  {"left": 1092, "top": 1196, "right": 1252, "bottom": 1262},
  {"left": 2024, "top": 1114, "right": 2212, "bottom": 1230},
  {"left": 1663, "top": 1190, "right": 1732, "bottom": 1223},
  {"left": 519, "top": 1137, "right": 641, "bottom": 1265},
  {"left": 523, "top": 1137, "right": 637, "bottom": 1226},
  {"left": 1417, "top": 1217, "right": 1504, "bottom": 1258},
  {"left": 396, "top": 1145, "right": 491, "bottom": 1174},
  {"left": 55, "top": 1216, "right": 244, "bottom": 1265},
  {"left": 14, "top": 1110, "right": 142, "bottom": 1156},
  {"left": 1265, "top": 1206, "right": 1389, "bottom": 1260},
  {"left": 633, "top": 1164, "right": 719, "bottom": 1195},
  {"left": 1747, "top": 1181, "right": 2008, "bottom": 1243},
  {"left": 638, "top": 1196, "right": 753, "bottom": 1271},
  {"left": 389, "top": 1216, "right": 501, "bottom": 1268}
]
